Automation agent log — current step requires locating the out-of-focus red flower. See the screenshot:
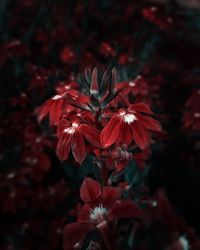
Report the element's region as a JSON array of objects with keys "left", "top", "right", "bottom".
[
  {"left": 117, "top": 75, "right": 148, "bottom": 96},
  {"left": 60, "top": 46, "right": 77, "bottom": 64},
  {"left": 63, "top": 177, "right": 142, "bottom": 250},
  {"left": 142, "top": 7, "right": 173, "bottom": 30},
  {"left": 99, "top": 42, "right": 116, "bottom": 57},
  {"left": 183, "top": 112, "right": 200, "bottom": 131},
  {"left": 56, "top": 118, "right": 101, "bottom": 163},
  {"left": 186, "top": 90, "right": 200, "bottom": 110},
  {"left": 101, "top": 103, "right": 162, "bottom": 149}
]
